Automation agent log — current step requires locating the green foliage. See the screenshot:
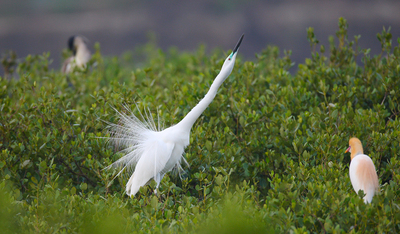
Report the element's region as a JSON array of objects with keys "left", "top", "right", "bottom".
[{"left": 1, "top": 17, "right": 400, "bottom": 232}]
